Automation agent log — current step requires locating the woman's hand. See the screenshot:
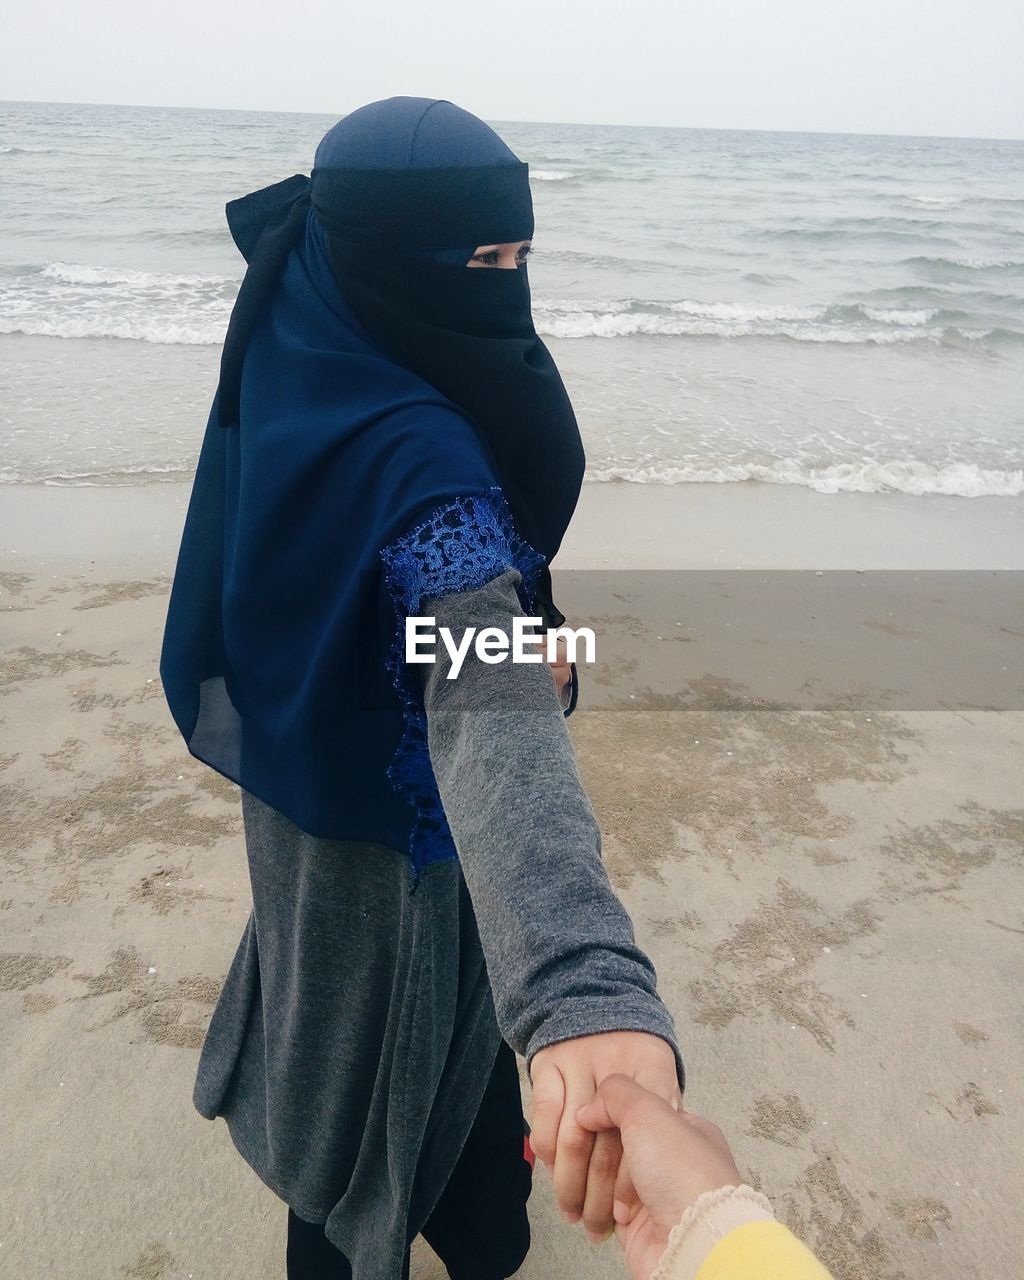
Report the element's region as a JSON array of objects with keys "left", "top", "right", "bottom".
[
  {"left": 575, "top": 1075, "right": 742, "bottom": 1280},
  {"left": 528, "top": 1032, "right": 682, "bottom": 1244}
]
